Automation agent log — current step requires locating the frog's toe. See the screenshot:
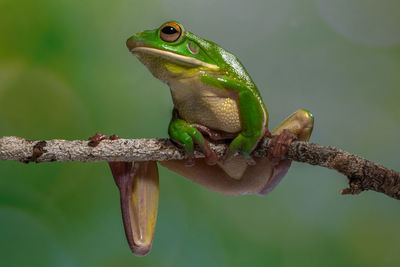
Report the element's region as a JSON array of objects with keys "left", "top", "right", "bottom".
[
  {"left": 171, "top": 134, "right": 195, "bottom": 166},
  {"left": 267, "top": 129, "right": 297, "bottom": 164},
  {"left": 225, "top": 133, "right": 259, "bottom": 164},
  {"left": 184, "top": 153, "right": 195, "bottom": 167},
  {"left": 204, "top": 149, "right": 218, "bottom": 165},
  {"left": 183, "top": 139, "right": 218, "bottom": 167}
]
